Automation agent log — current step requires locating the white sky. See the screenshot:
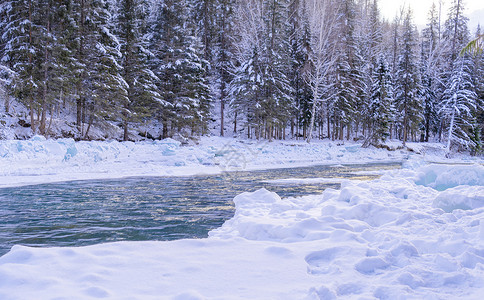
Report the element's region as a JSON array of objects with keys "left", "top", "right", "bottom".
[{"left": 379, "top": 0, "right": 484, "bottom": 30}]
